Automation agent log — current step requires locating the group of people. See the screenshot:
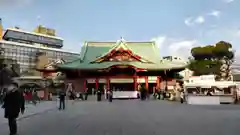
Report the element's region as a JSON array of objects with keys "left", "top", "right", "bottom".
[
  {"left": 57, "top": 88, "right": 114, "bottom": 109},
  {"left": 23, "top": 90, "right": 40, "bottom": 105},
  {"left": 153, "top": 90, "right": 168, "bottom": 100},
  {"left": 151, "top": 86, "right": 185, "bottom": 104}
]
